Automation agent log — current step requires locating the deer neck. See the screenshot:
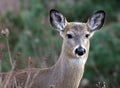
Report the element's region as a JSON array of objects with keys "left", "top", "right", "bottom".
[{"left": 52, "top": 46, "right": 89, "bottom": 87}]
